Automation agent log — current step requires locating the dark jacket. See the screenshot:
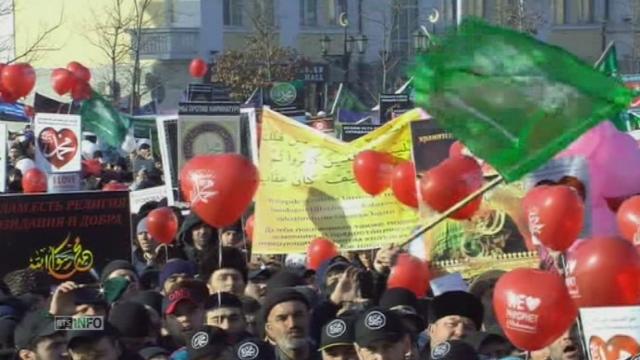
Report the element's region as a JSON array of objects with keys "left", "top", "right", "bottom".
[{"left": 176, "top": 213, "right": 219, "bottom": 265}]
